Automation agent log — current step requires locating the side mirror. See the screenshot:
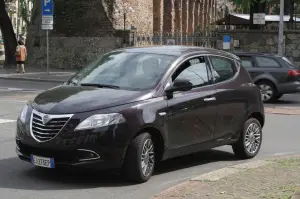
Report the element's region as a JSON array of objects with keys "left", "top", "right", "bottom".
[{"left": 165, "top": 78, "right": 193, "bottom": 97}]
